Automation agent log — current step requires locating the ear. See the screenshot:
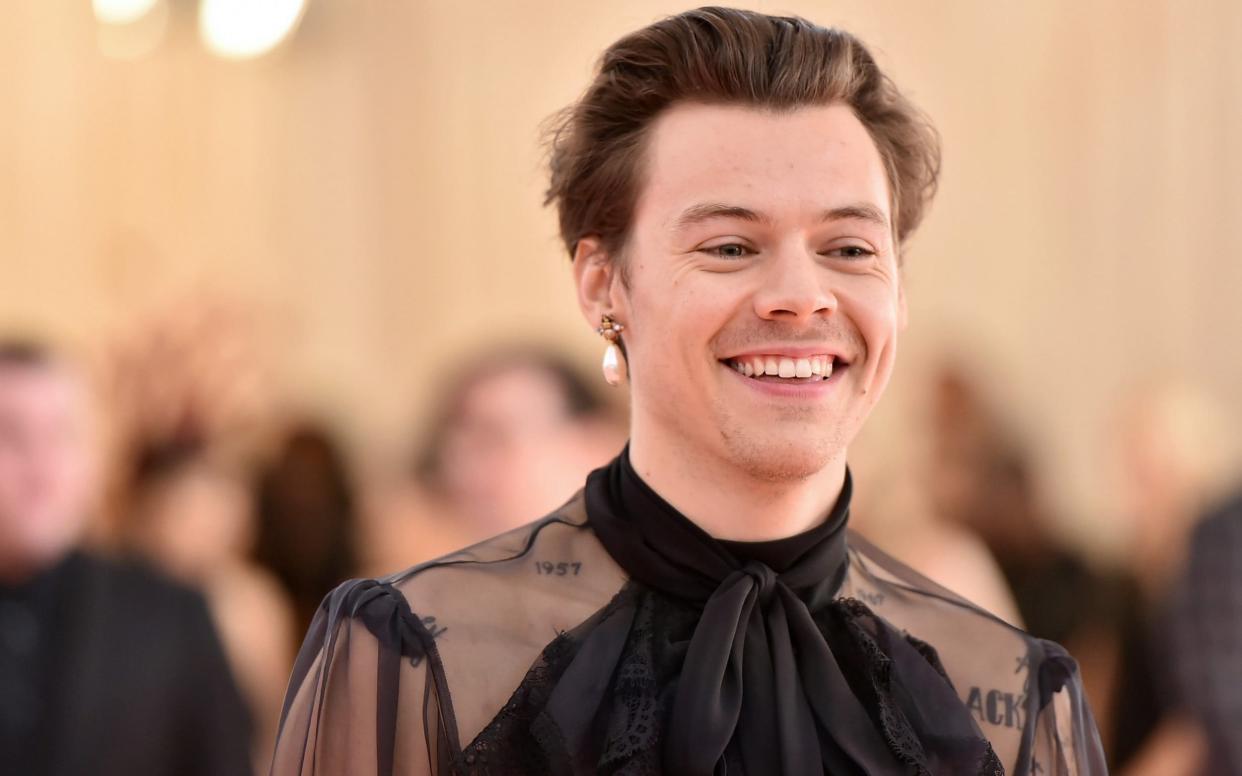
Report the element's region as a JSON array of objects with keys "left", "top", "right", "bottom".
[{"left": 572, "top": 236, "right": 627, "bottom": 328}]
